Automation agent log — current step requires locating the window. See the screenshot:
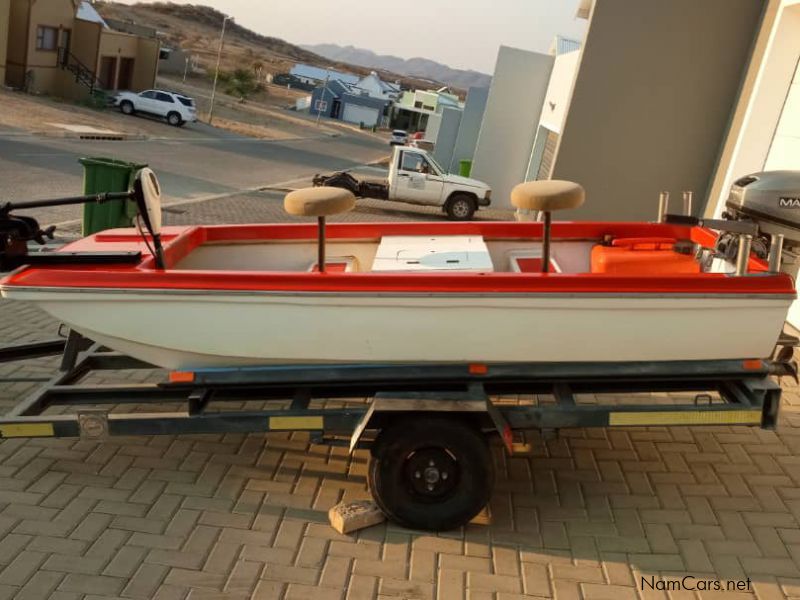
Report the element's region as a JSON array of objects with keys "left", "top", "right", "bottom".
[
  {"left": 400, "top": 153, "right": 430, "bottom": 174},
  {"left": 36, "top": 26, "right": 58, "bottom": 51},
  {"left": 140, "top": 90, "right": 157, "bottom": 99},
  {"left": 155, "top": 92, "right": 174, "bottom": 103}
]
